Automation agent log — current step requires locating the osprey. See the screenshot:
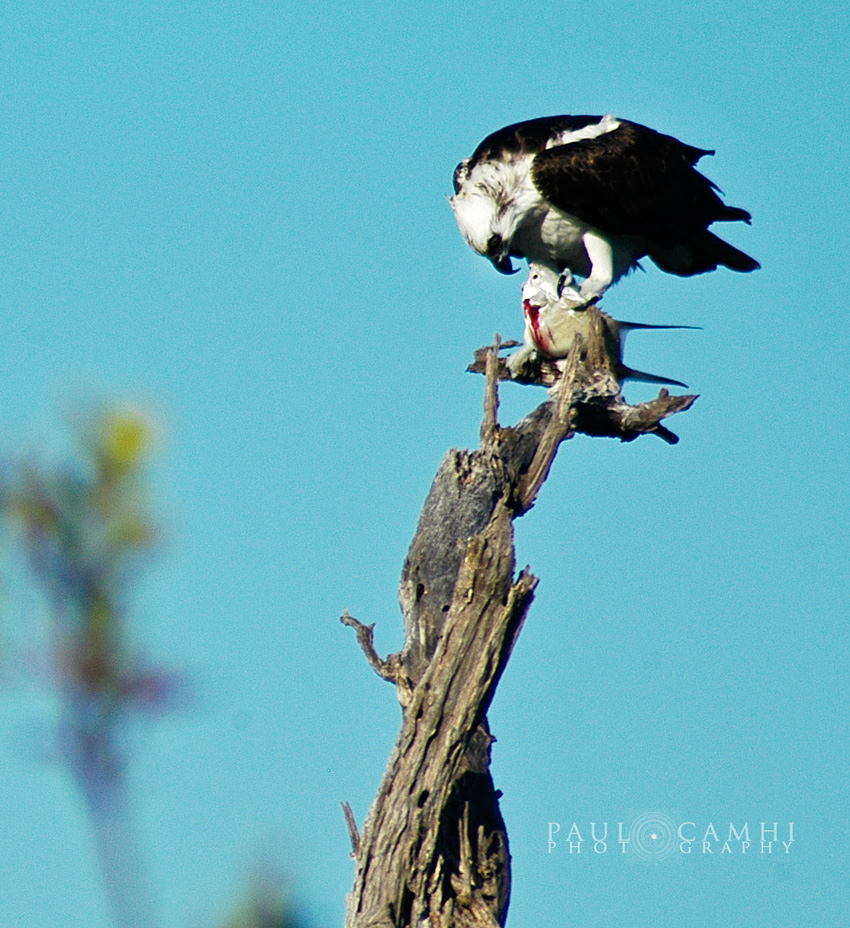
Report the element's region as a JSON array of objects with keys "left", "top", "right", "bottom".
[{"left": 451, "top": 115, "right": 759, "bottom": 302}]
